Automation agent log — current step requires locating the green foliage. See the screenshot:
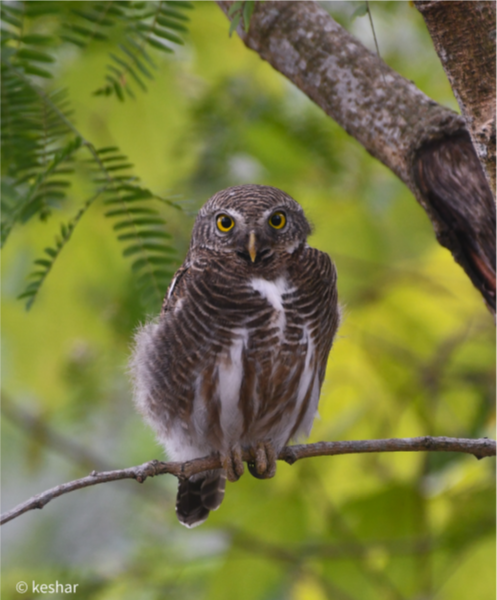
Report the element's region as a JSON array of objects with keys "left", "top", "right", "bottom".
[
  {"left": 97, "top": 147, "right": 178, "bottom": 307},
  {"left": 67, "top": 1, "right": 194, "bottom": 100},
  {"left": 228, "top": 1, "right": 257, "bottom": 36},
  {"left": 17, "top": 182, "right": 98, "bottom": 310},
  {"left": 1, "top": 46, "right": 78, "bottom": 242},
  {"left": 15, "top": 140, "right": 179, "bottom": 310},
  {"left": 1, "top": 0, "right": 185, "bottom": 310}
]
